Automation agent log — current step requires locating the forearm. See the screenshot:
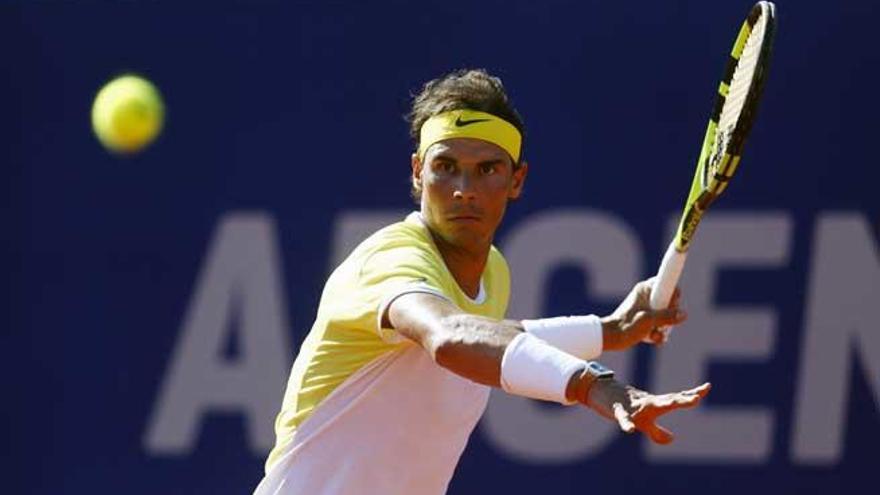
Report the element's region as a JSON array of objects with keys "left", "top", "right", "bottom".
[
  {"left": 429, "top": 312, "right": 607, "bottom": 393},
  {"left": 430, "top": 314, "right": 524, "bottom": 387},
  {"left": 431, "top": 314, "right": 593, "bottom": 407},
  {"left": 388, "top": 293, "right": 589, "bottom": 402}
]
